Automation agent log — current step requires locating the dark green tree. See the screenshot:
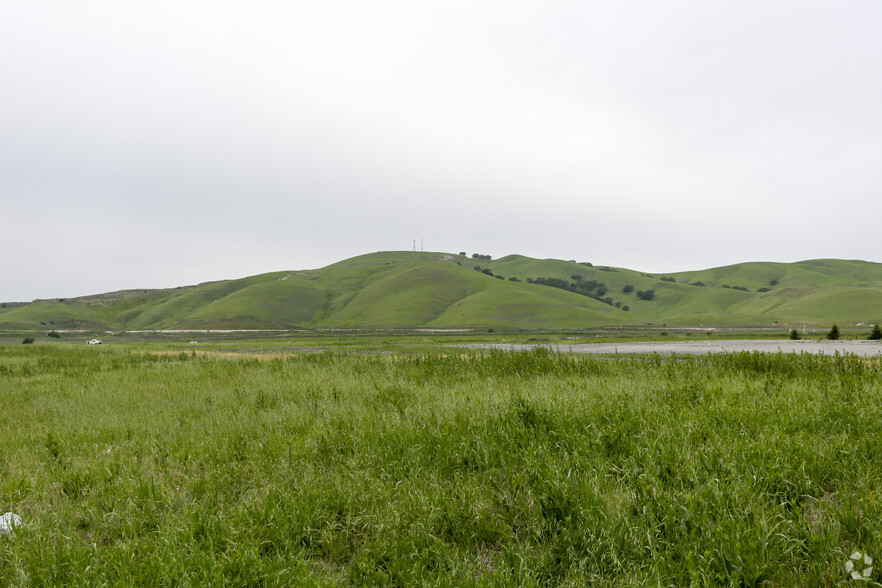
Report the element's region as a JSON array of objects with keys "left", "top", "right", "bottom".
[
  {"left": 789, "top": 329, "right": 800, "bottom": 340},
  {"left": 826, "top": 325, "right": 840, "bottom": 340},
  {"left": 869, "top": 324, "right": 882, "bottom": 340}
]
